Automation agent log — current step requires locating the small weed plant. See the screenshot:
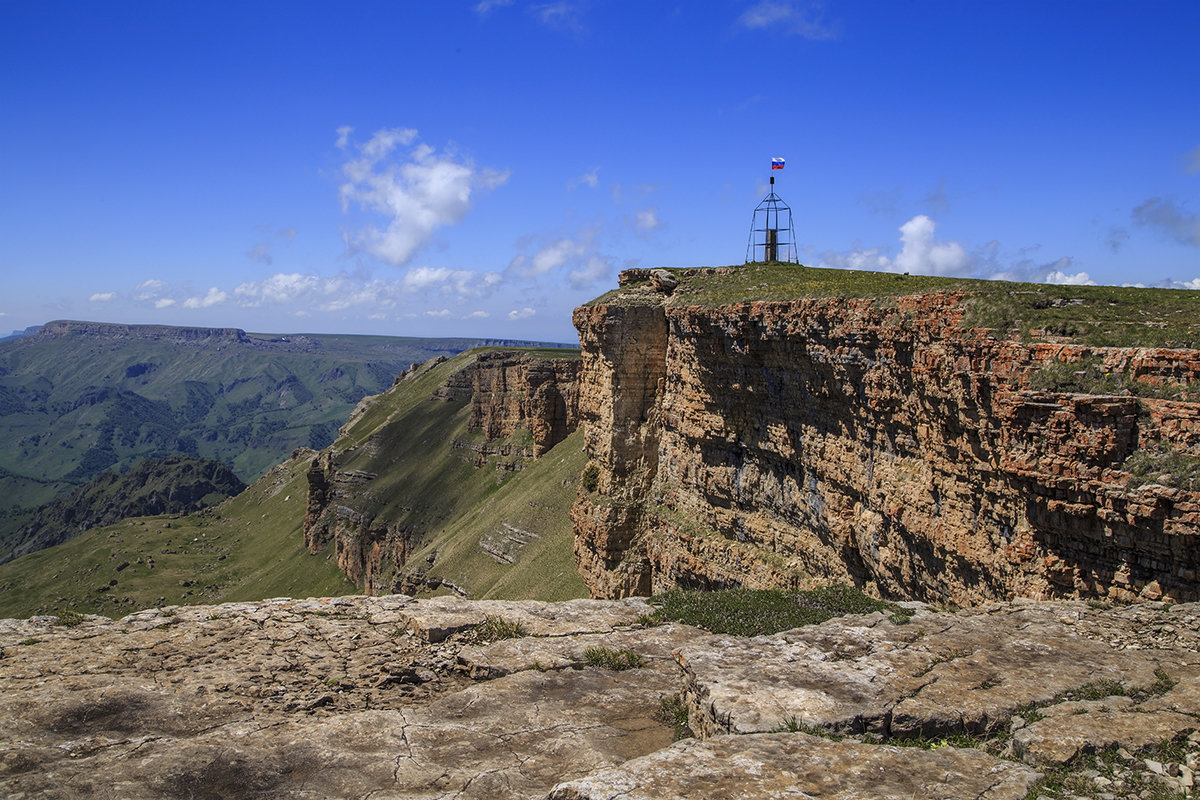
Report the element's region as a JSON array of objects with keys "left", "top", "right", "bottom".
[
  {"left": 657, "top": 694, "right": 692, "bottom": 740},
  {"left": 52, "top": 609, "right": 87, "bottom": 627},
  {"left": 580, "top": 463, "right": 600, "bottom": 493}
]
